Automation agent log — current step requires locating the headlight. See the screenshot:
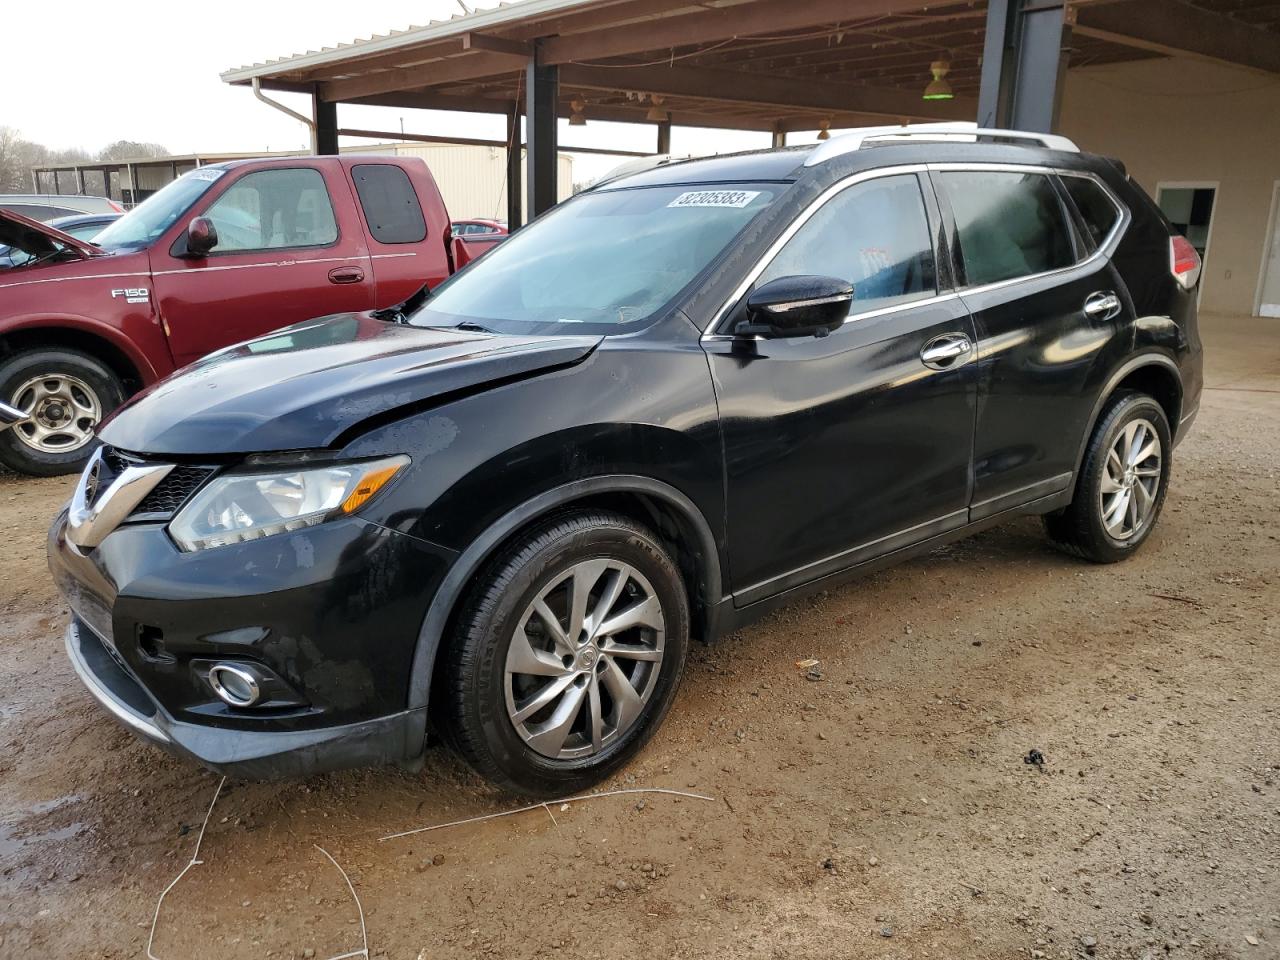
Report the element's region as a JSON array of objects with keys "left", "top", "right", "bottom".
[{"left": 169, "top": 455, "right": 408, "bottom": 552}]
